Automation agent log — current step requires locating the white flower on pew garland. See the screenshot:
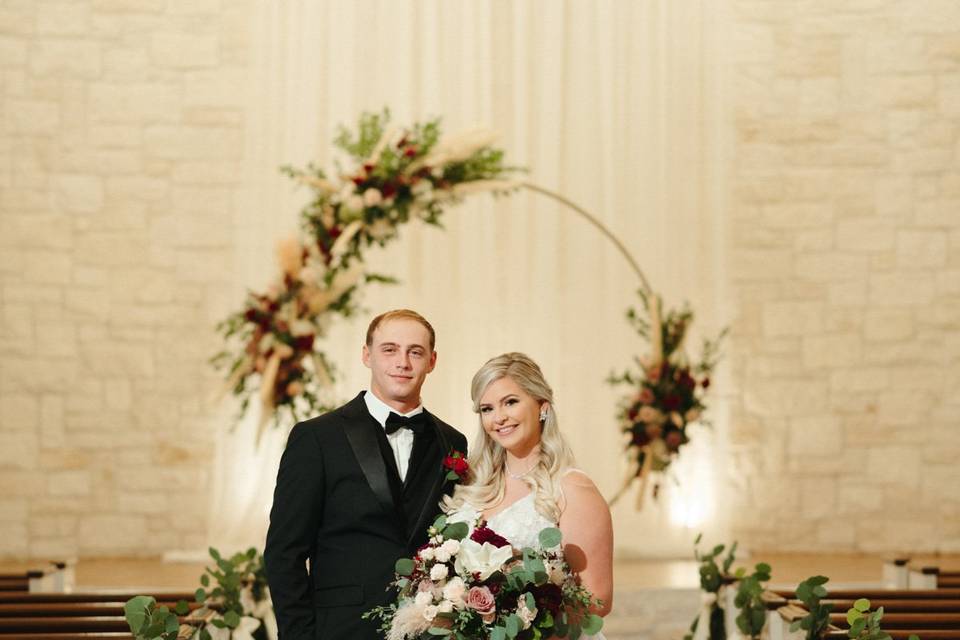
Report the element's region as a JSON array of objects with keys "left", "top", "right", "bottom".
[
  {"left": 608, "top": 290, "right": 727, "bottom": 508},
  {"left": 211, "top": 109, "right": 519, "bottom": 442}
]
